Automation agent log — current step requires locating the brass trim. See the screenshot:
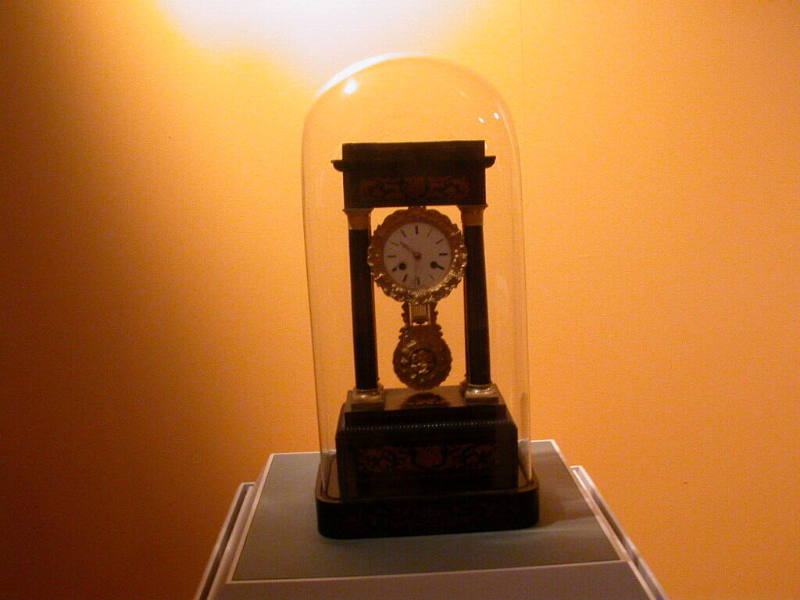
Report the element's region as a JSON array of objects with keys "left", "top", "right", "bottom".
[
  {"left": 458, "top": 204, "right": 486, "bottom": 227},
  {"left": 344, "top": 208, "right": 372, "bottom": 230}
]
